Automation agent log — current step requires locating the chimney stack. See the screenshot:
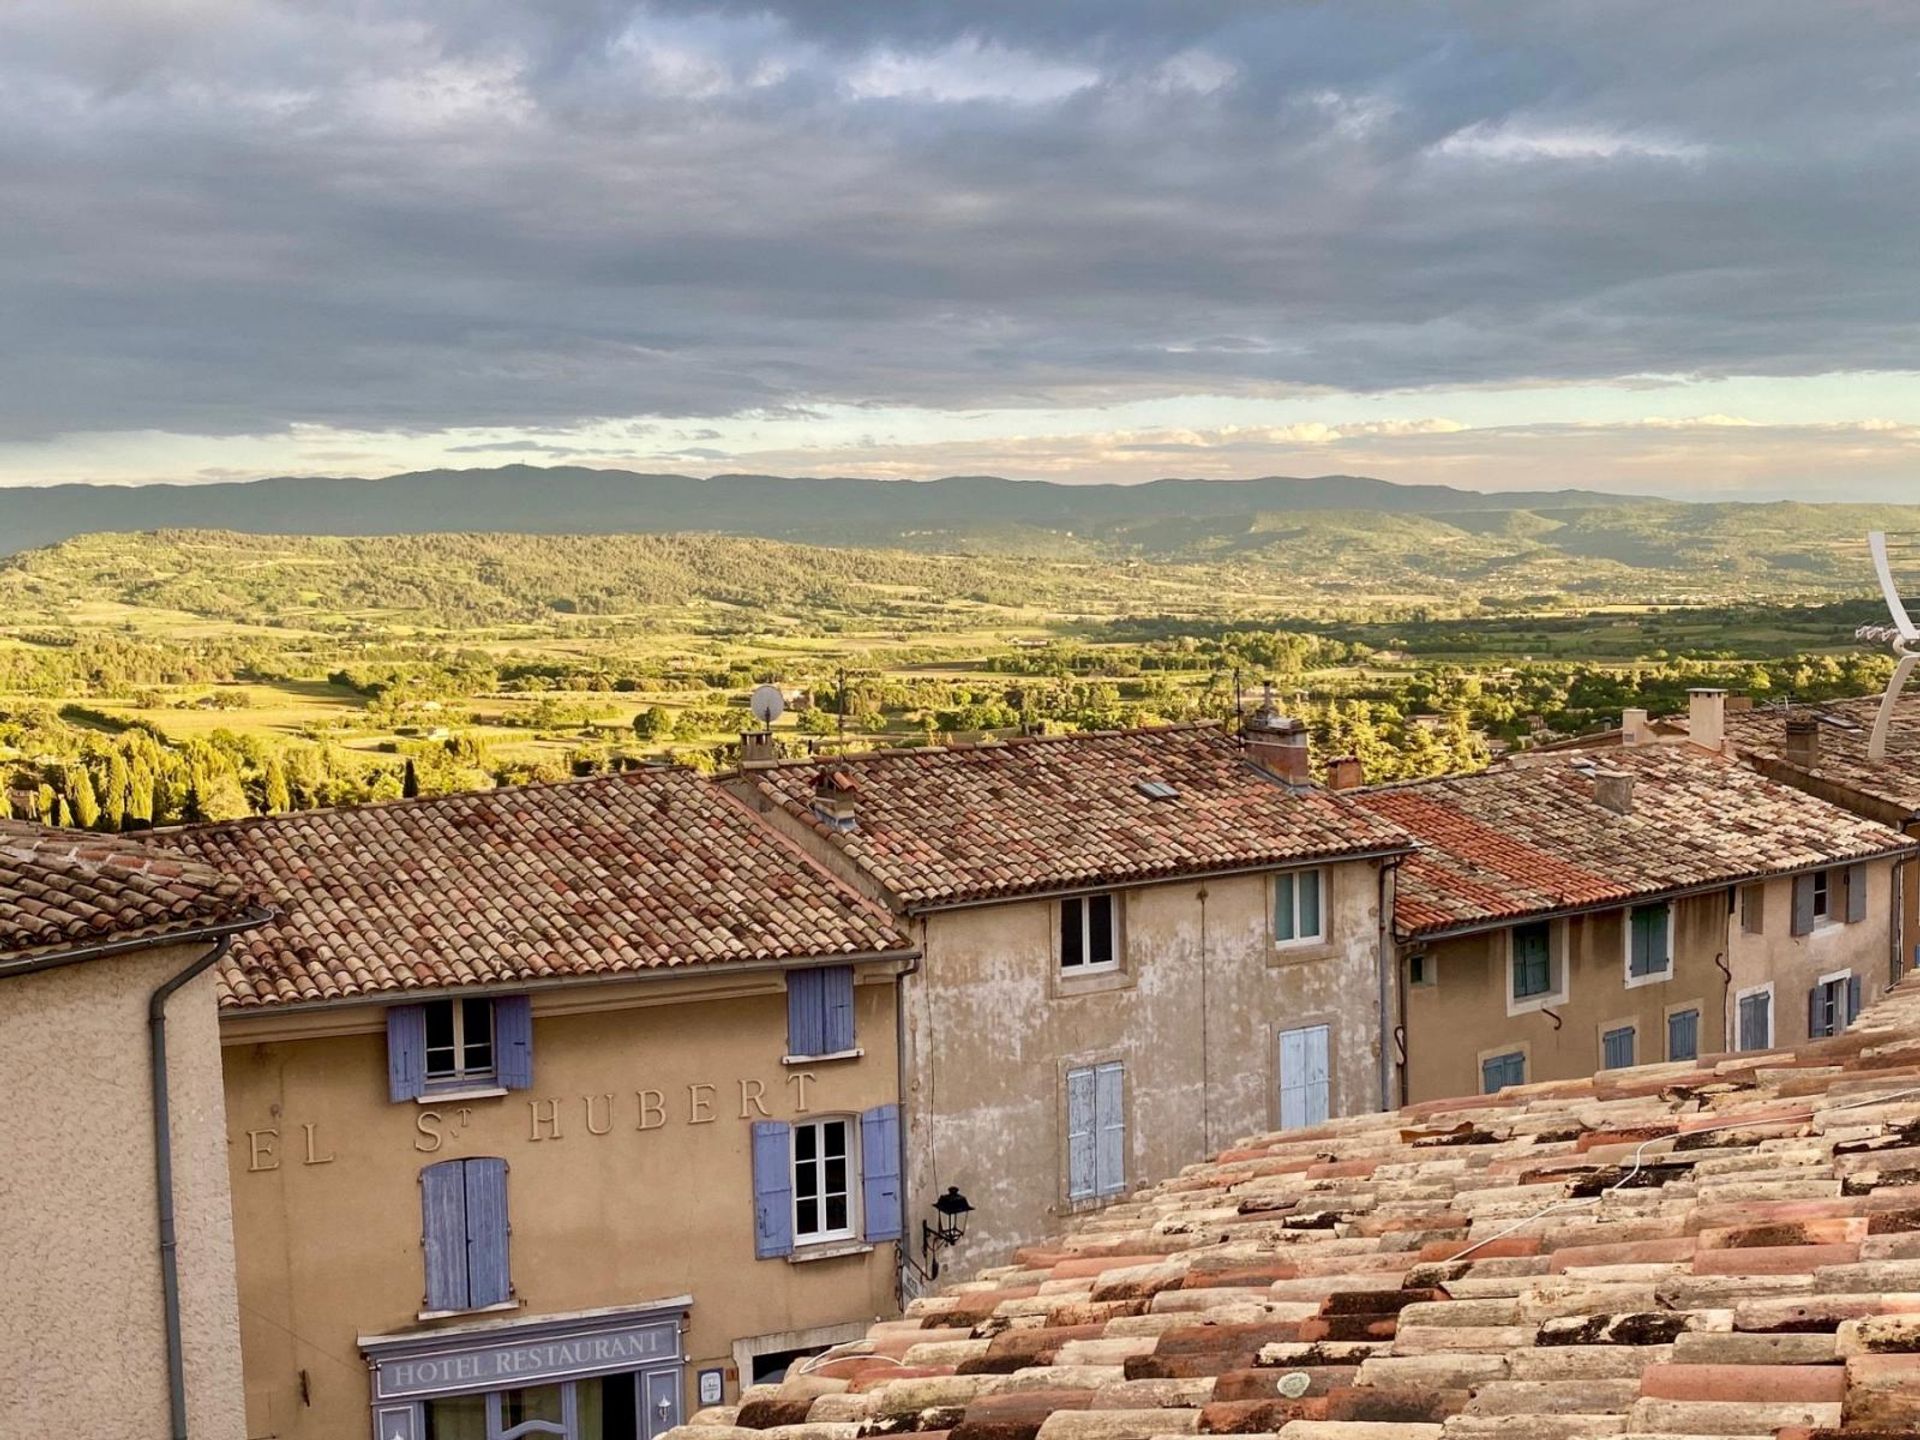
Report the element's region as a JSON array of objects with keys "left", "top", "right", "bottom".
[
  {"left": 1326, "top": 755, "right": 1363, "bottom": 792},
  {"left": 741, "top": 731, "right": 780, "bottom": 765},
  {"left": 809, "top": 767, "right": 859, "bottom": 831},
  {"left": 1784, "top": 715, "right": 1820, "bottom": 770},
  {"left": 1688, "top": 688, "right": 1727, "bottom": 754},
  {"left": 1622, "top": 708, "right": 1652, "bottom": 747},
  {"left": 1593, "top": 767, "right": 1635, "bottom": 815},
  {"left": 1243, "top": 687, "right": 1312, "bottom": 788}
]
